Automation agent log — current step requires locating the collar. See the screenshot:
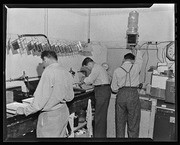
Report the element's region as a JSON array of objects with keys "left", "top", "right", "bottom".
[
  {"left": 46, "top": 62, "right": 59, "bottom": 69},
  {"left": 123, "top": 61, "right": 132, "bottom": 64}
]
